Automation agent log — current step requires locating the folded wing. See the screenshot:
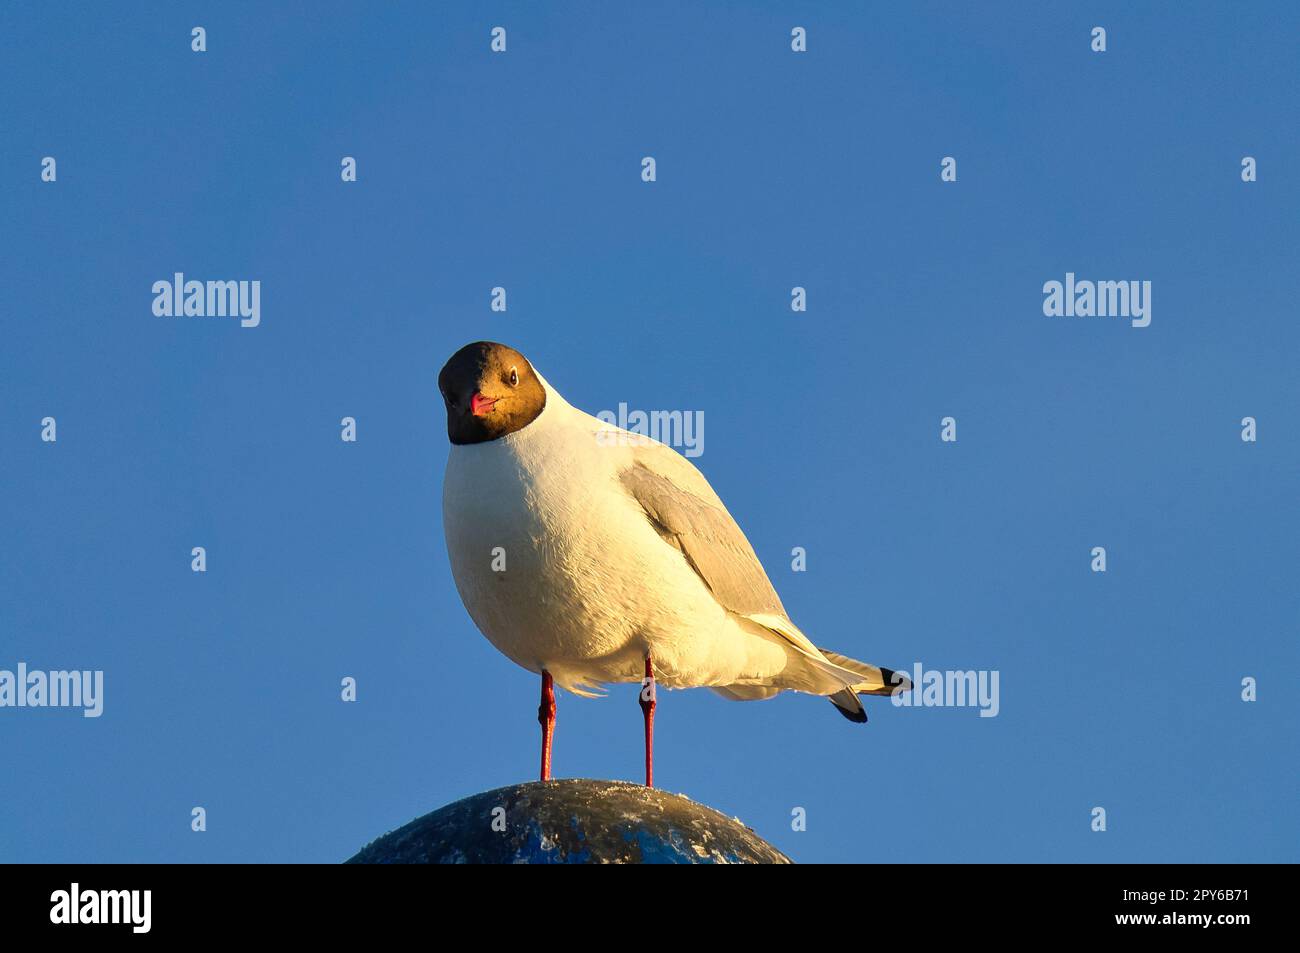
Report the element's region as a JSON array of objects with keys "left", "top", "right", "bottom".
[{"left": 618, "top": 443, "right": 869, "bottom": 699}]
